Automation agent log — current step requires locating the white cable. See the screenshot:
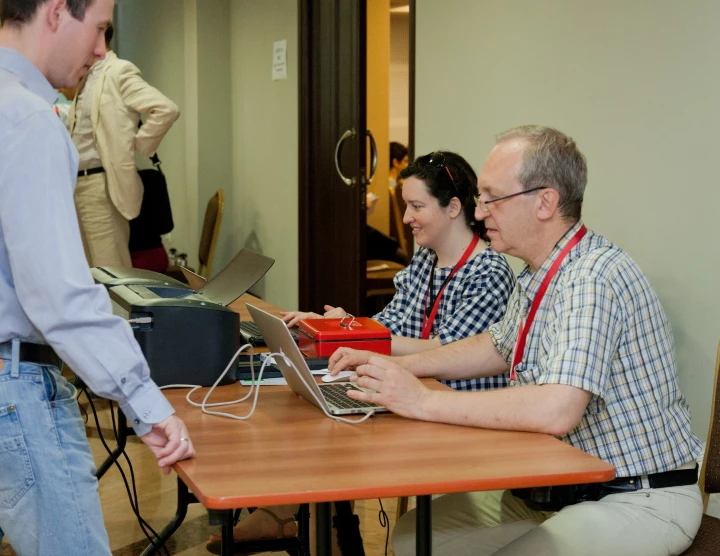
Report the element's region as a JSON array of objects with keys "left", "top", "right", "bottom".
[
  {"left": 161, "top": 343, "right": 262, "bottom": 420},
  {"left": 161, "top": 344, "right": 375, "bottom": 423}
]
